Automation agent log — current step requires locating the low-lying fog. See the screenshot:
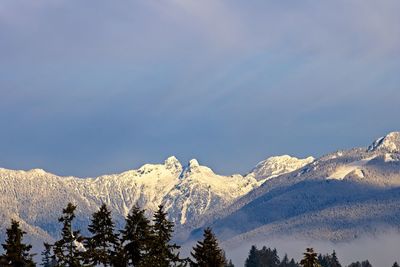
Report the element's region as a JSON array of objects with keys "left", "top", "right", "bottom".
[{"left": 223, "top": 232, "right": 400, "bottom": 266}]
